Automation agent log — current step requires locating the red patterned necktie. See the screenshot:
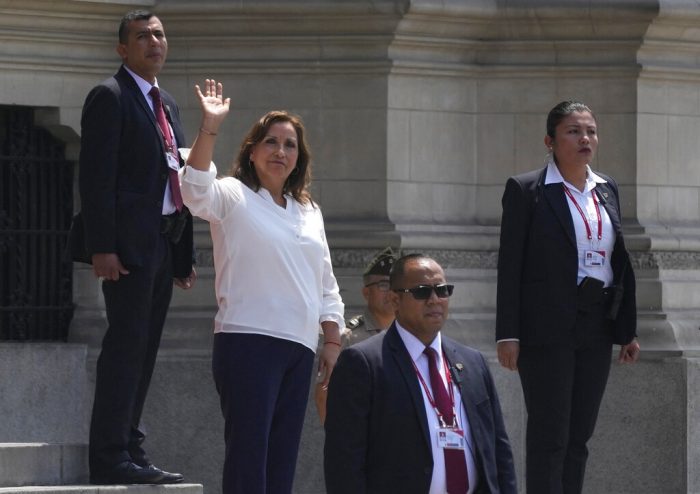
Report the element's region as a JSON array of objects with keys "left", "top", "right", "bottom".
[
  {"left": 424, "top": 347, "right": 469, "bottom": 494},
  {"left": 149, "top": 86, "right": 183, "bottom": 212}
]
